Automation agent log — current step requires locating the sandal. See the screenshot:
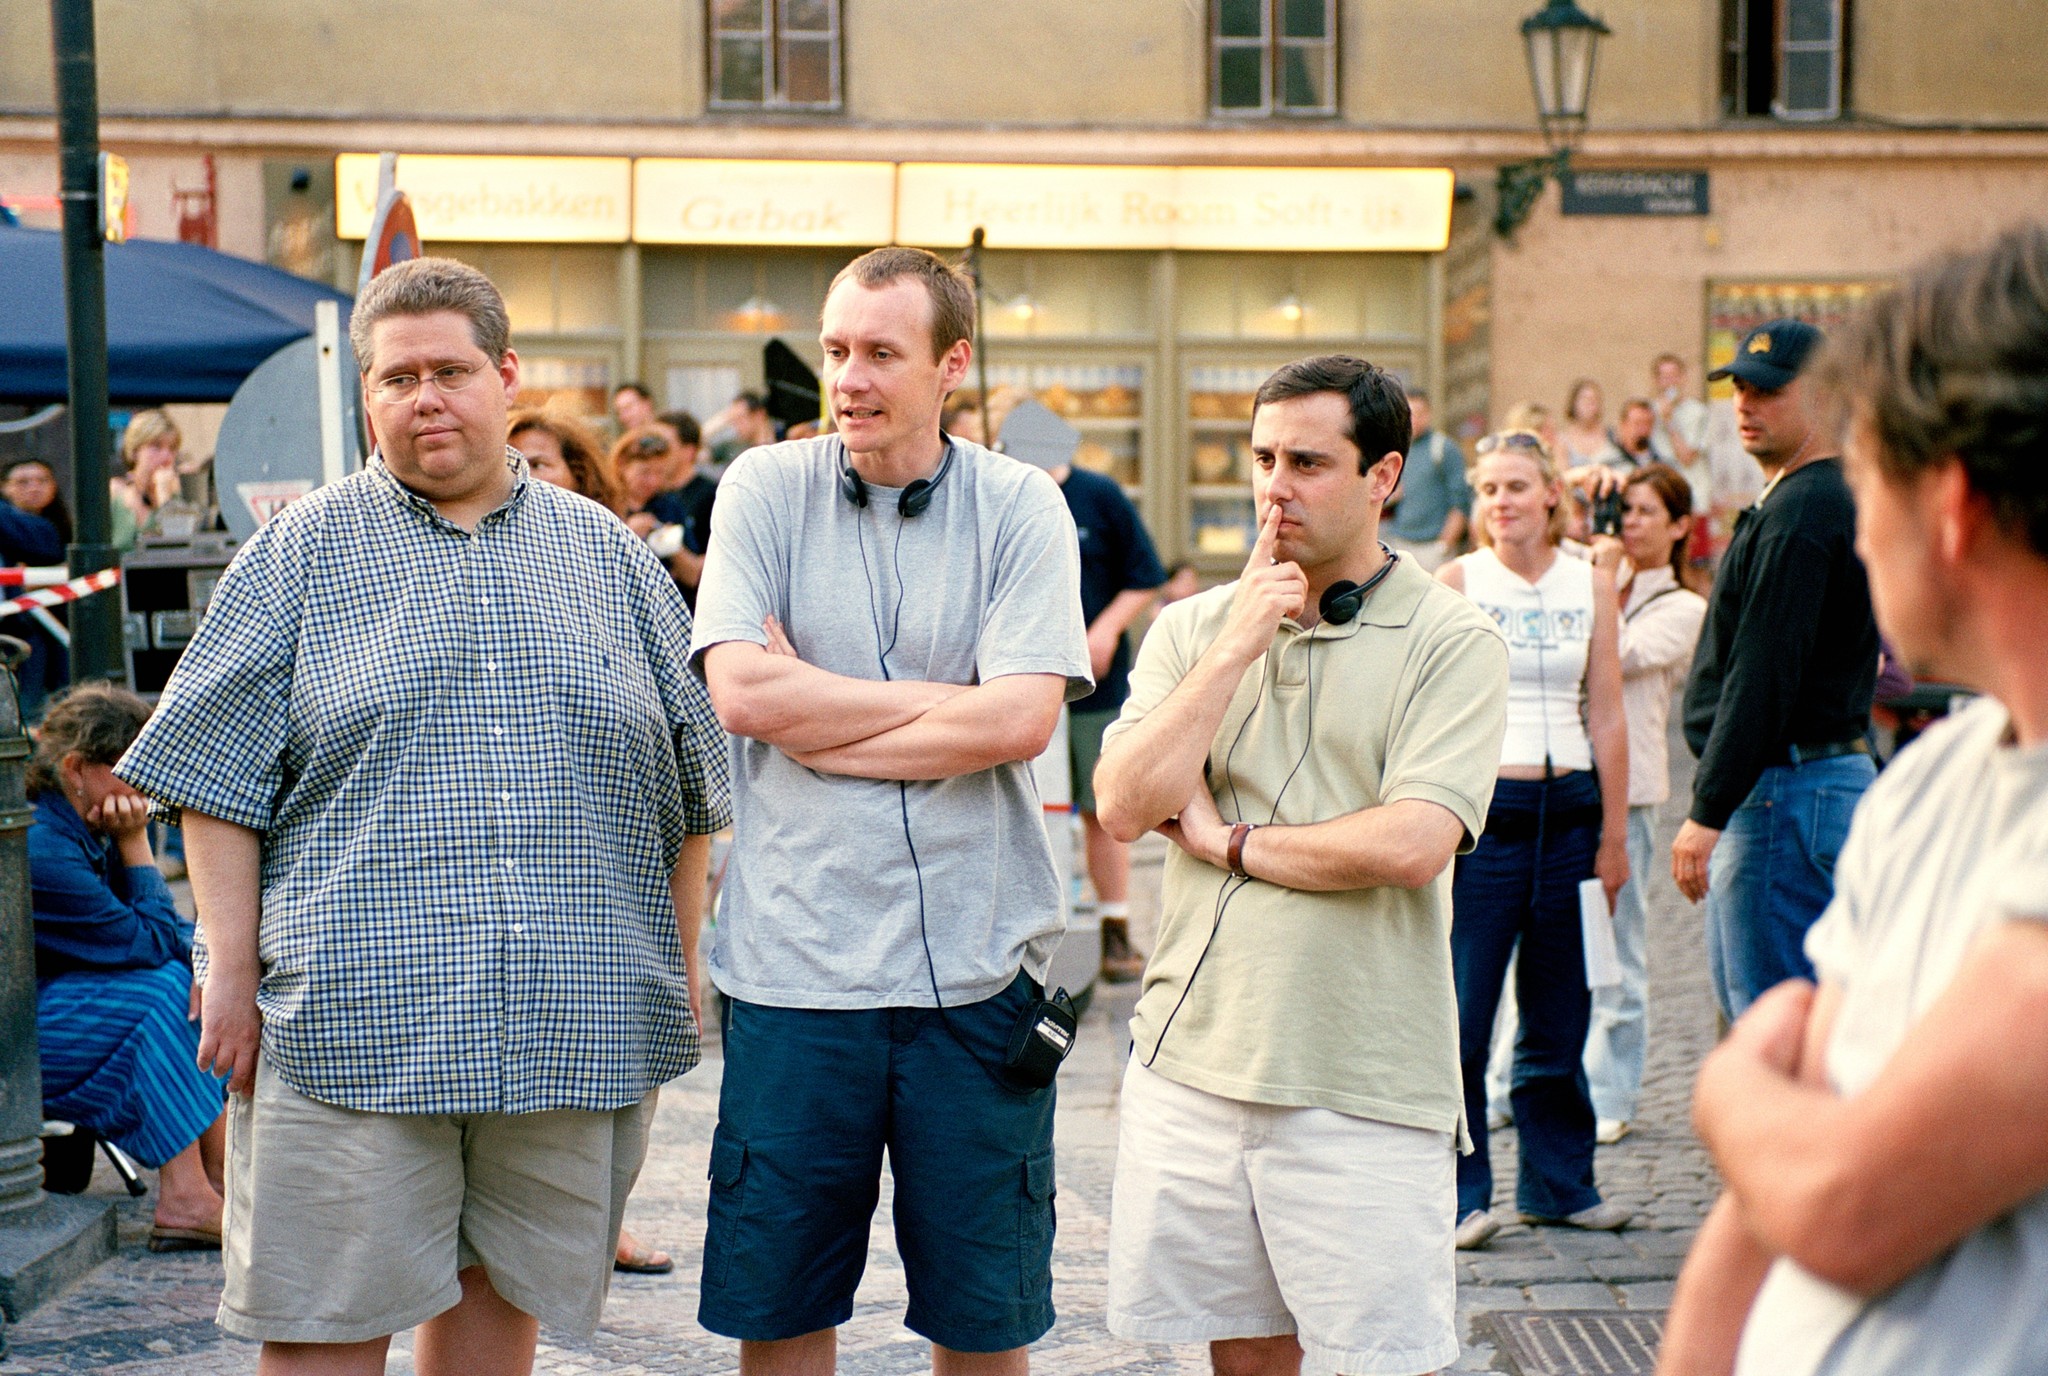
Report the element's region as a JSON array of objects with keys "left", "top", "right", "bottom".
[
  {"left": 613, "top": 1231, "right": 674, "bottom": 1275},
  {"left": 148, "top": 1220, "right": 222, "bottom": 1253}
]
